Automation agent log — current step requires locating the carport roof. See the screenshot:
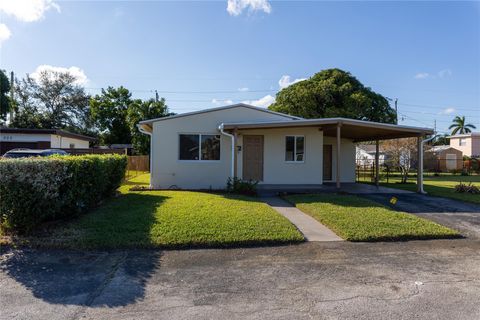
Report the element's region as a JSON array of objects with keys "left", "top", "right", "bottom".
[{"left": 221, "top": 118, "right": 434, "bottom": 142}]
